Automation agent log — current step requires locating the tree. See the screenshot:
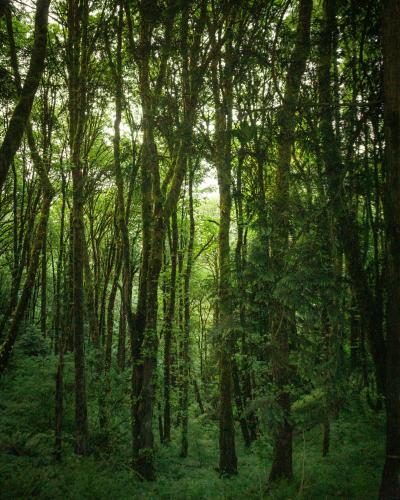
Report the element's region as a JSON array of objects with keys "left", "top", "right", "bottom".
[
  {"left": 380, "top": 0, "right": 400, "bottom": 496},
  {"left": 268, "top": 0, "right": 312, "bottom": 483},
  {"left": 67, "top": 0, "right": 90, "bottom": 455},
  {"left": 0, "top": 0, "right": 51, "bottom": 192}
]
